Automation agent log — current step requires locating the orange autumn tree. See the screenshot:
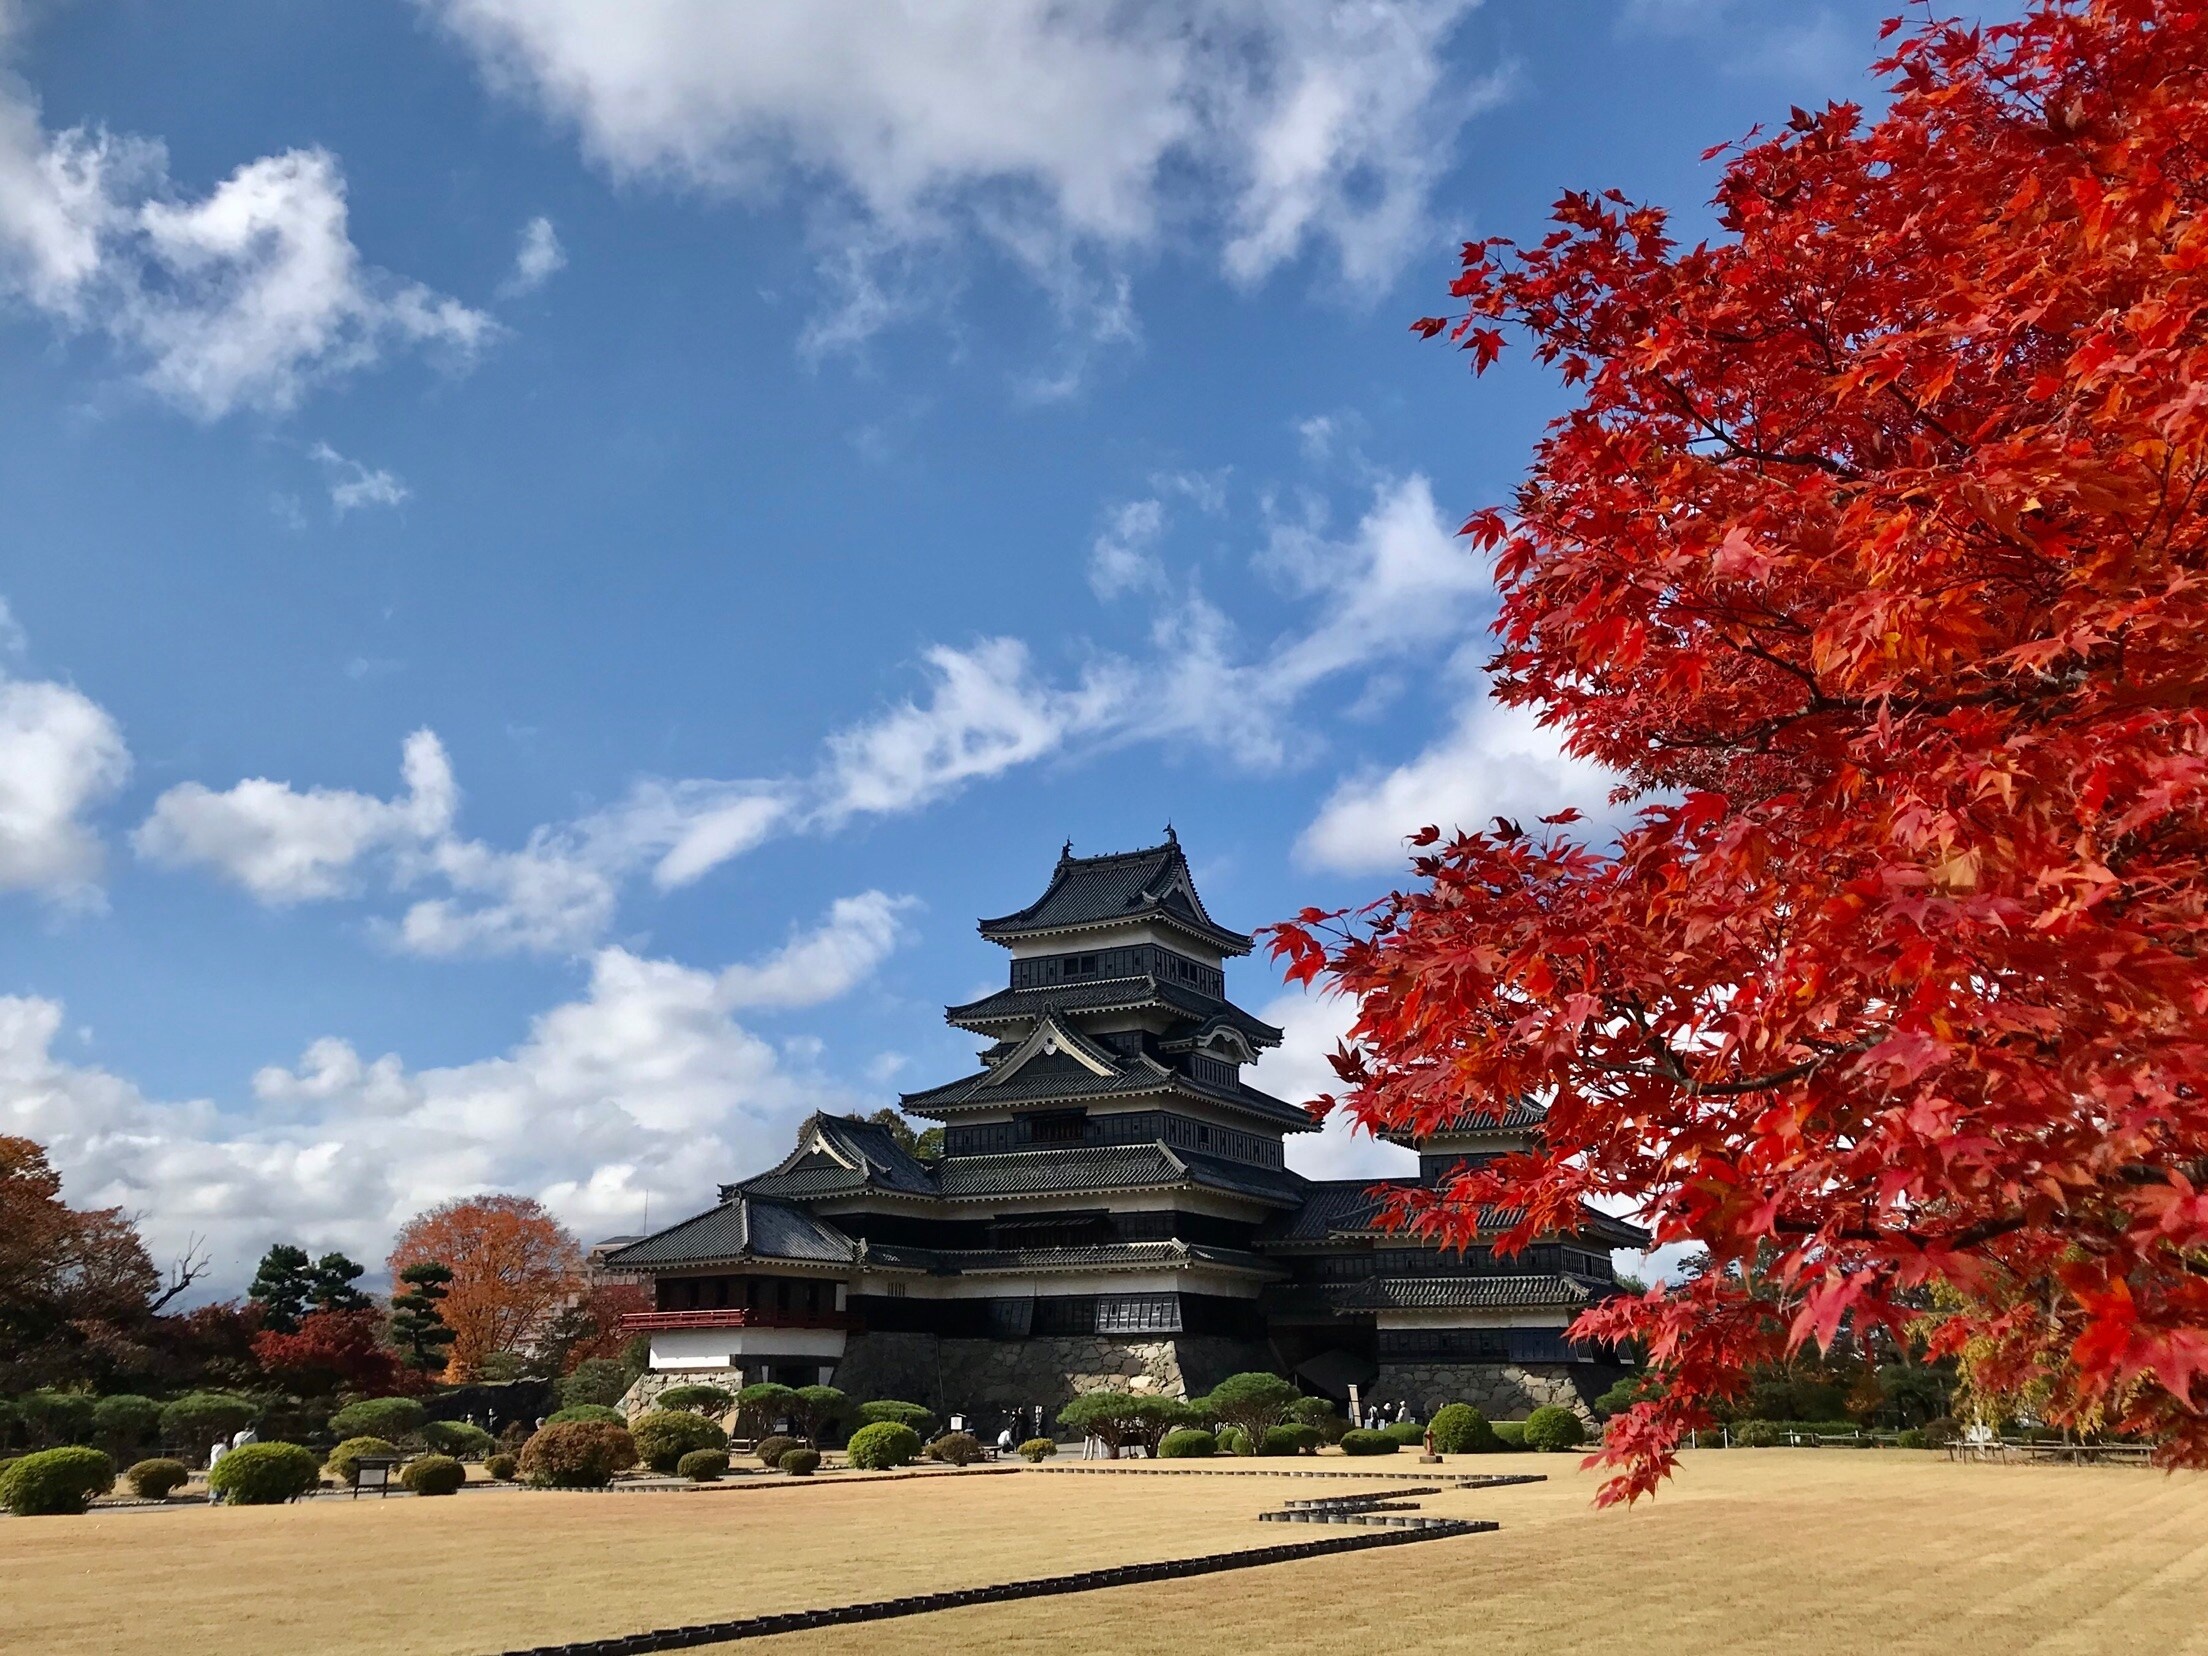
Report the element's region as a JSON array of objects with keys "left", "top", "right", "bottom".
[
  {"left": 1273, "top": 0, "right": 2208, "bottom": 1502},
  {"left": 387, "top": 1195, "right": 583, "bottom": 1380}
]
